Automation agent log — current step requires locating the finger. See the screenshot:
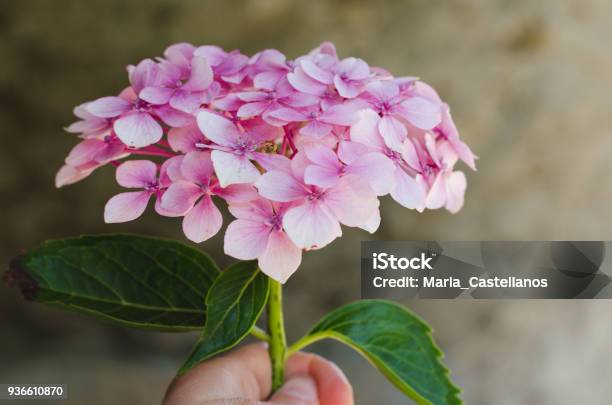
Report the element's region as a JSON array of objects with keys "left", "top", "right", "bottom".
[
  {"left": 163, "top": 343, "right": 272, "bottom": 405},
  {"left": 268, "top": 375, "right": 318, "bottom": 404},
  {"left": 282, "top": 352, "right": 353, "bottom": 405}
]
